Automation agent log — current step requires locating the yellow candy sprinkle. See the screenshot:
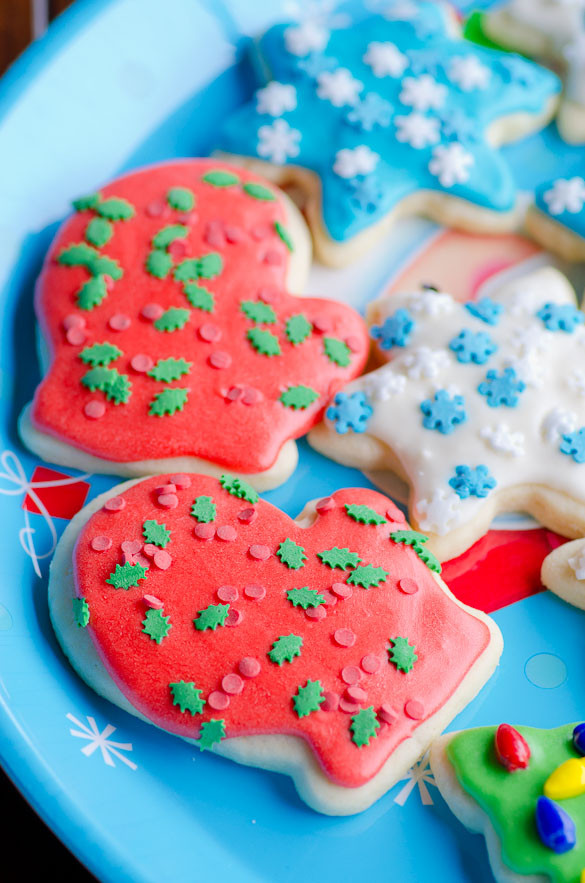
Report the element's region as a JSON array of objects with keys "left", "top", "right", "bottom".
[
  {"left": 544, "top": 758, "right": 585, "bottom": 800},
  {"left": 581, "top": 870, "right": 585, "bottom": 883}
]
